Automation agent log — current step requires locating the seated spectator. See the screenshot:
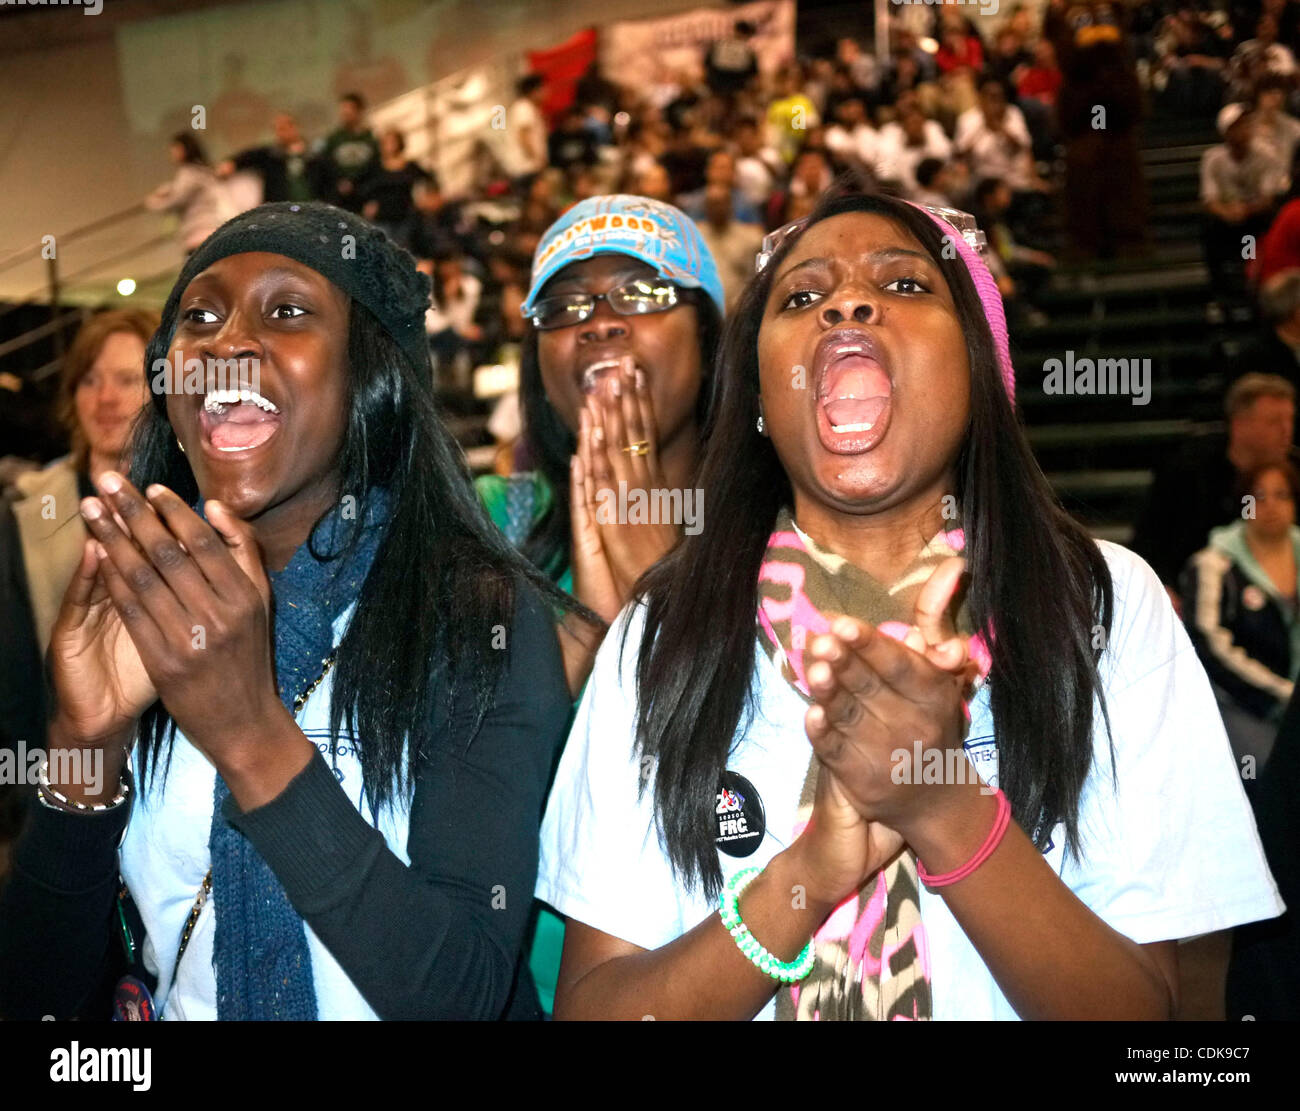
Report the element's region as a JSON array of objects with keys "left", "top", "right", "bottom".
[
  {"left": 766, "top": 64, "right": 821, "bottom": 164},
  {"left": 836, "top": 35, "right": 879, "bottom": 94},
  {"left": 1251, "top": 74, "right": 1300, "bottom": 179},
  {"left": 319, "top": 92, "right": 381, "bottom": 212},
  {"left": 935, "top": 20, "right": 985, "bottom": 76},
  {"left": 912, "top": 157, "right": 963, "bottom": 209},
  {"left": 406, "top": 176, "right": 474, "bottom": 262},
  {"left": 823, "top": 95, "right": 878, "bottom": 176},
  {"left": 1202, "top": 105, "right": 1288, "bottom": 298},
  {"left": 496, "top": 75, "right": 549, "bottom": 188},
  {"left": 733, "top": 117, "right": 783, "bottom": 214},
  {"left": 1229, "top": 13, "right": 1298, "bottom": 102},
  {"left": 694, "top": 182, "right": 764, "bottom": 310},
  {"left": 659, "top": 122, "right": 715, "bottom": 197},
  {"left": 766, "top": 146, "right": 833, "bottom": 227},
  {"left": 145, "top": 133, "right": 229, "bottom": 253},
  {"left": 425, "top": 254, "right": 485, "bottom": 383},
  {"left": 875, "top": 102, "right": 954, "bottom": 195},
  {"left": 1232, "top": 269, "right": 1300, "bottom": 393},
  {"left": 620, "top": 117, "right": 670, "bottom": 187},
  {"left": 1132, "top": 373, "right": 1297, "bottom": 599},
  {"left": 1017, "top": 38, "right": 1063, "bottom": 108},
  {"left": 680, "top": 149, "right": 761, "bottom": 226},
  {"left": 973, "top": 176, "right": 1055, "bottom": 322},
  {"left": 704, "top": 19, "right": 759, "bottom": 100},
  {"left": 217, "top": 111, "right": 320, "bottom": 204},
  {"left": 1181, "top": 460, "right": 1300, "bottom": 768},
  {"left": 987, "top": 25, "right": 1034, "bottom": 90},
  {"left": 633, "top": 162, "right": 675, "bottom": 204},
  {"left": 360, "top": 130, "right": 430, "bottom": 247},
  {"left": 548, "top": 107, "right": 600, "bottom": 176},
  {"left": 1254, "top": 155, "right": 1300, "bottom": 282},
  {"left": 955, "top": 79, "right": 1047, "bottom": 199},
  {"left": 1156, "top": 6, "right": 1229, "bottom": 115},
  {"left": 0, "top": 309, "right": 158, "bottom": 756}
]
